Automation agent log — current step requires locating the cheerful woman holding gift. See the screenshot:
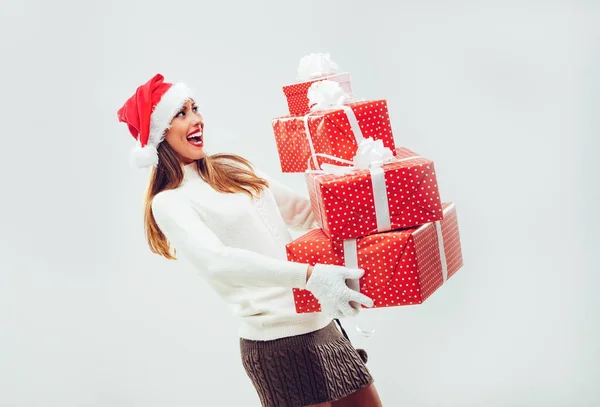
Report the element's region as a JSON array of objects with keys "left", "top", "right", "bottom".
[{"left": 116, "top": 73, "right": 383, "bottom": 407}]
